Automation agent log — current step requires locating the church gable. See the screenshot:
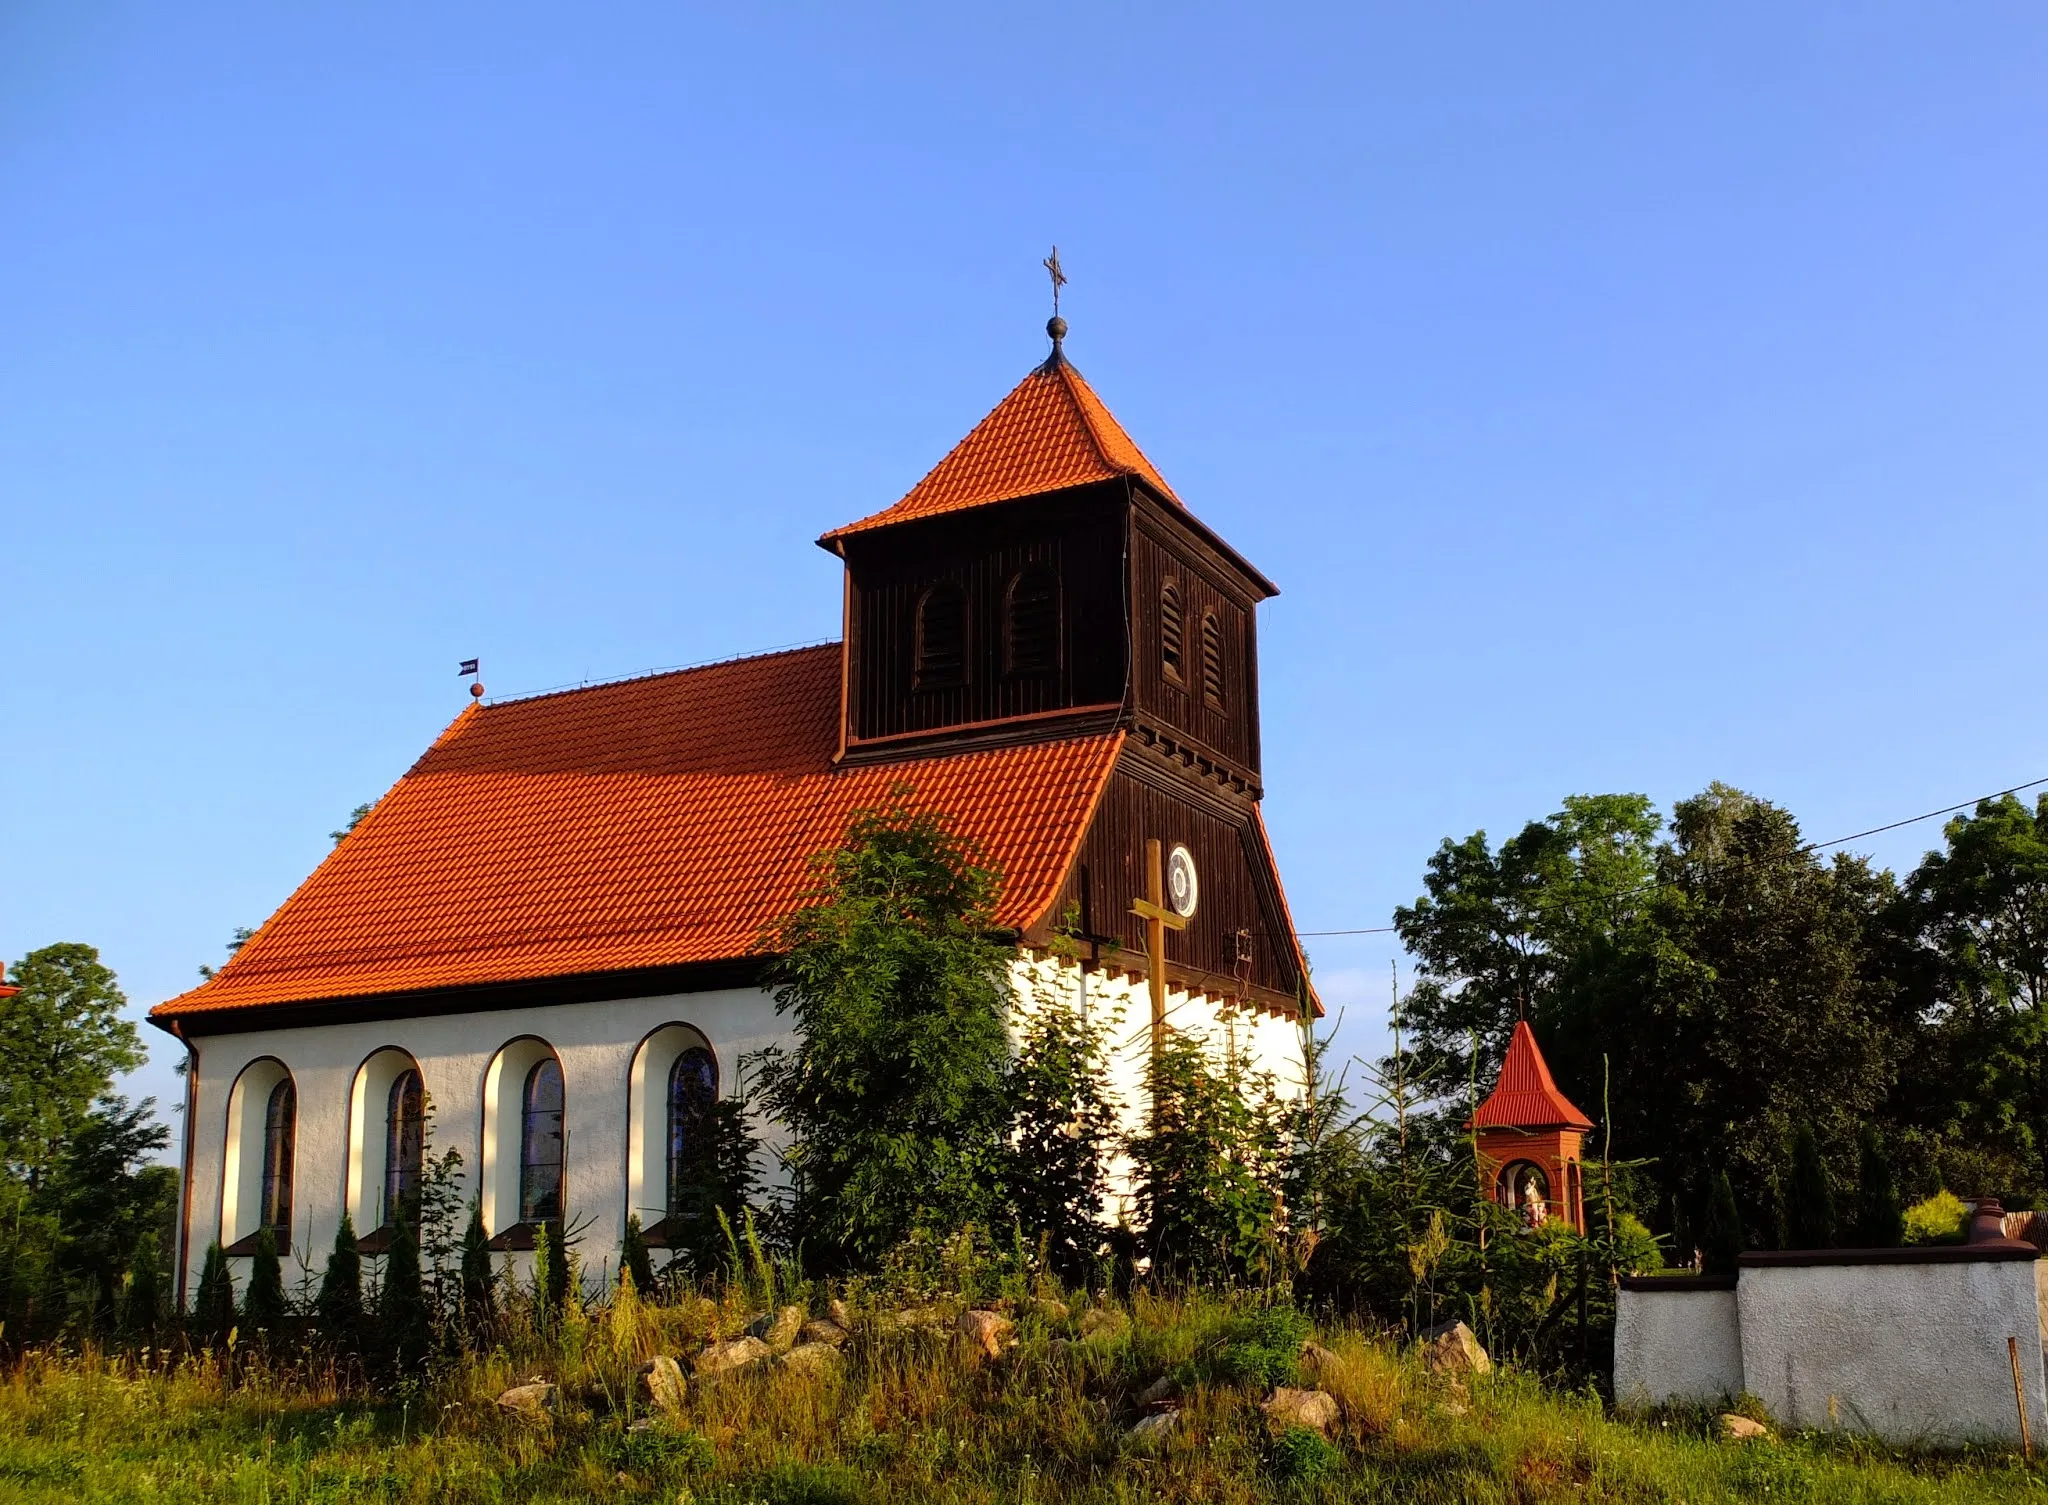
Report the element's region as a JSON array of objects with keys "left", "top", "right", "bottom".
[{"left": 1027, "top": 753, "right": 1315, "bottom": 1017}]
